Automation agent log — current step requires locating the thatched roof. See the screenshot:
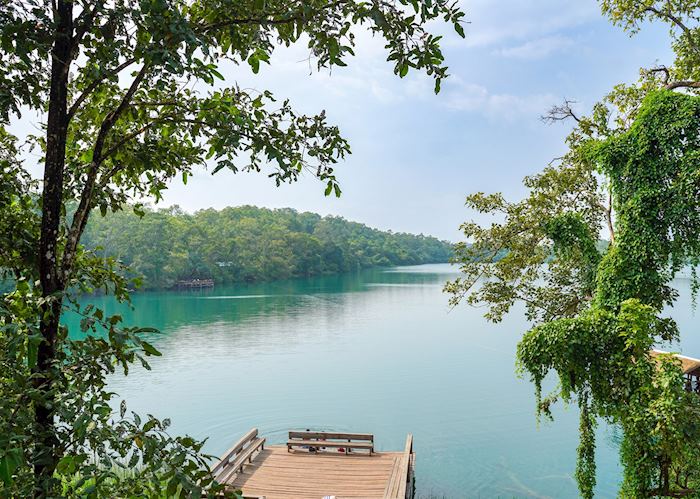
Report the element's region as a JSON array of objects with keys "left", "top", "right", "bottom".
[{"left": 650, "top": 349, "right": 700, "bottom": 376}]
